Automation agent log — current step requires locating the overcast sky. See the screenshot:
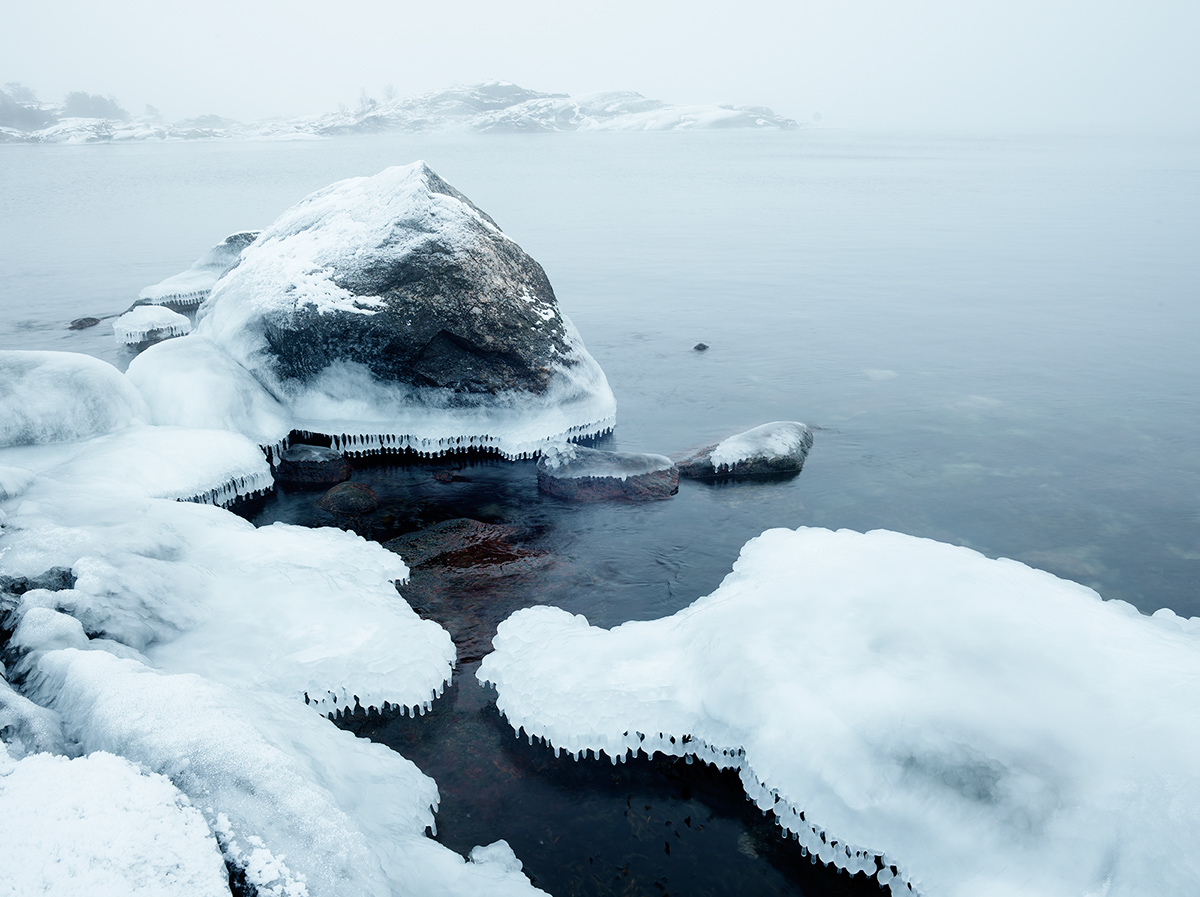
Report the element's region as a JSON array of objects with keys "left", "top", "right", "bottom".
[{"left": 5, "top": 0, "right": 1199, "bottom": 131}]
